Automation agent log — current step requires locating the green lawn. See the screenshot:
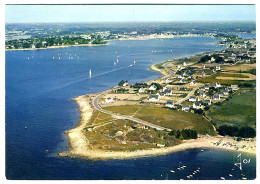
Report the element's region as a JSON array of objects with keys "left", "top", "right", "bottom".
[
  {"left": 105, "top": 105, "right": 215, "bottom": 135},
  {"left": 206, "top": 89, "right": 256, "bottom": 128}
]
